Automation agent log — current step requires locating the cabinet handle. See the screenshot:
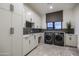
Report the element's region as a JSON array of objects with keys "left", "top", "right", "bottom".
[
  {"left": 69, "top": 37, "right": 71, "bottom": 40},
  {"left": 29, "top": 40, "right": 30, "bottom": 44},
  {"left": 10, "top": 4, "right": 14, "bottom": 12},
  {"left": 34, "top": 35, "right": 36, "bottom": 39},
  {"left": 10, "top": 27, "right": 14, "bottom": 35}
]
